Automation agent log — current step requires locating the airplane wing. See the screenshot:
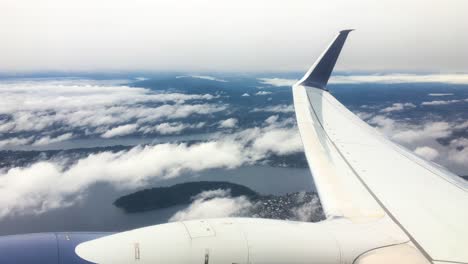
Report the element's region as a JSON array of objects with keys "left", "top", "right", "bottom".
[{"left": 293, "top": 30, "right": 468, "bottom": 264}]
